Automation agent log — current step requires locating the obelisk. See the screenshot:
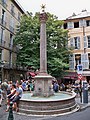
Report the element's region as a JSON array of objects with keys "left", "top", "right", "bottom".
[{"left": 33, "top": 5, "right": 54, "bottom": 97}]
